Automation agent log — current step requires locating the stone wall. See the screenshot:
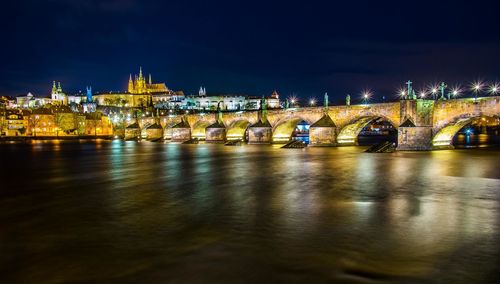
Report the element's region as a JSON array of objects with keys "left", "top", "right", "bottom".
[
  {"left": 309, "top": 127, "right": 336, "bottom": 146},
  {"left": 397, "top": 126, "right": 433, "bottom": 151},
  {"left": 206, "top": 128, "right": 226, "bottom": 143},
  {"left": 171, "top": 128, "right": 191, "bottom": 142},
  {"left": 248, "top": 127, "right": 272, "bottom": 144}
]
